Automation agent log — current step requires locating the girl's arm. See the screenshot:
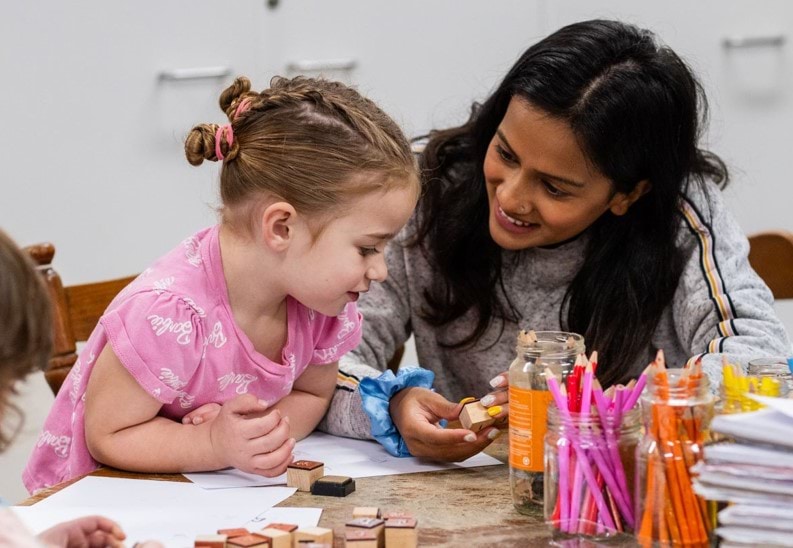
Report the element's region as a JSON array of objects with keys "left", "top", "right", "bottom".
[
  {"left": 84, "top": 344, "right": 294, "bottom": 476},
  {"left": 271, "top": 361, "right": 338, "bottom": 440}
]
